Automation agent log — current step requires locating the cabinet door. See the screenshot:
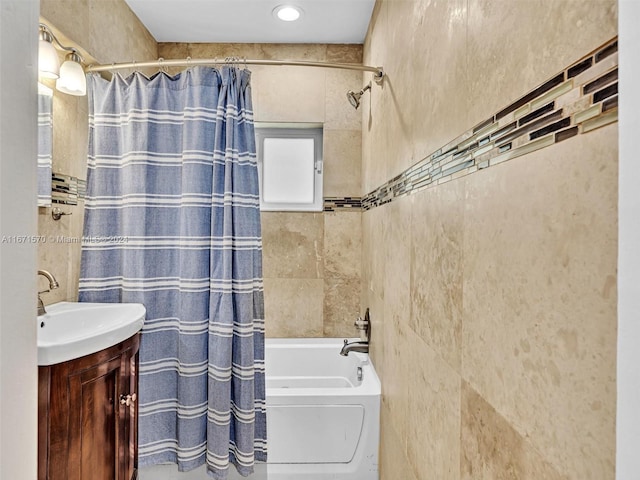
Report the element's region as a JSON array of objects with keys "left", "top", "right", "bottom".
[
  {"left": 67, "top": 355, "right": 126, "bottom": 480},
  {"left": 40, "top": 334, "right": 141, "bottom": 480}
]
